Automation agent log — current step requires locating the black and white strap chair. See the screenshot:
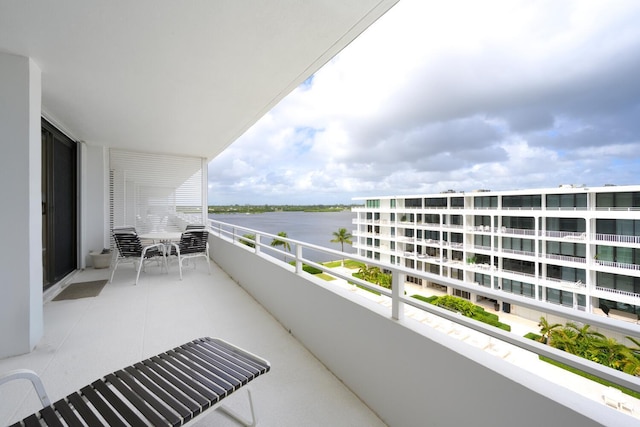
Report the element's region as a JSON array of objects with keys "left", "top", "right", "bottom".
[
  {"left": 185, "top": 224, "right": 206, "bottom": 230},
  {"left": 168, "top": 229, "right": 211, "bottom": 280},
  {"left": 110, "top": 229, "right": 167, "bottom": 285},
  {"left": 2, "top": 337, "right": 270, "bottom": 426}
]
